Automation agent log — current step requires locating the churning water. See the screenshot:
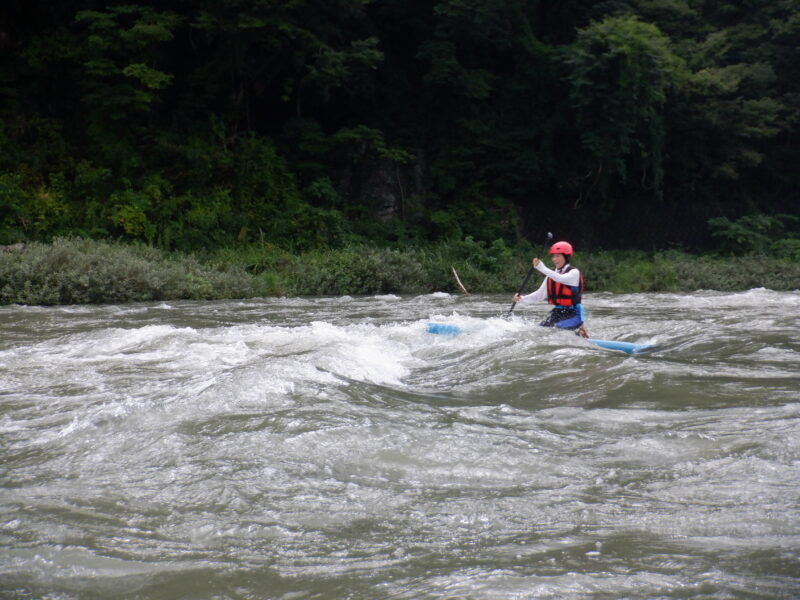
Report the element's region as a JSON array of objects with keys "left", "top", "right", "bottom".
[{"left": 1, "top": 290, "right": 799, "bottom": 599}]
